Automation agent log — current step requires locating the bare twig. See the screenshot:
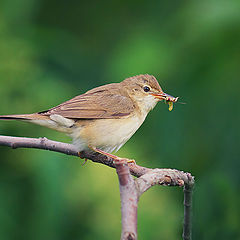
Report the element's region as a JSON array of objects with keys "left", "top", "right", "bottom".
[
  {"left": 115, "top": 160, "right": 138, "bottom": 240},
  {"left": 0, "top": 135, "right": 194, "bottom": 240},
  {"left": 182, "top": 176, "right": 194, "bottom": 240},
  {"left": 136, "top": 168, "right": 188, "bottom": 196}
]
